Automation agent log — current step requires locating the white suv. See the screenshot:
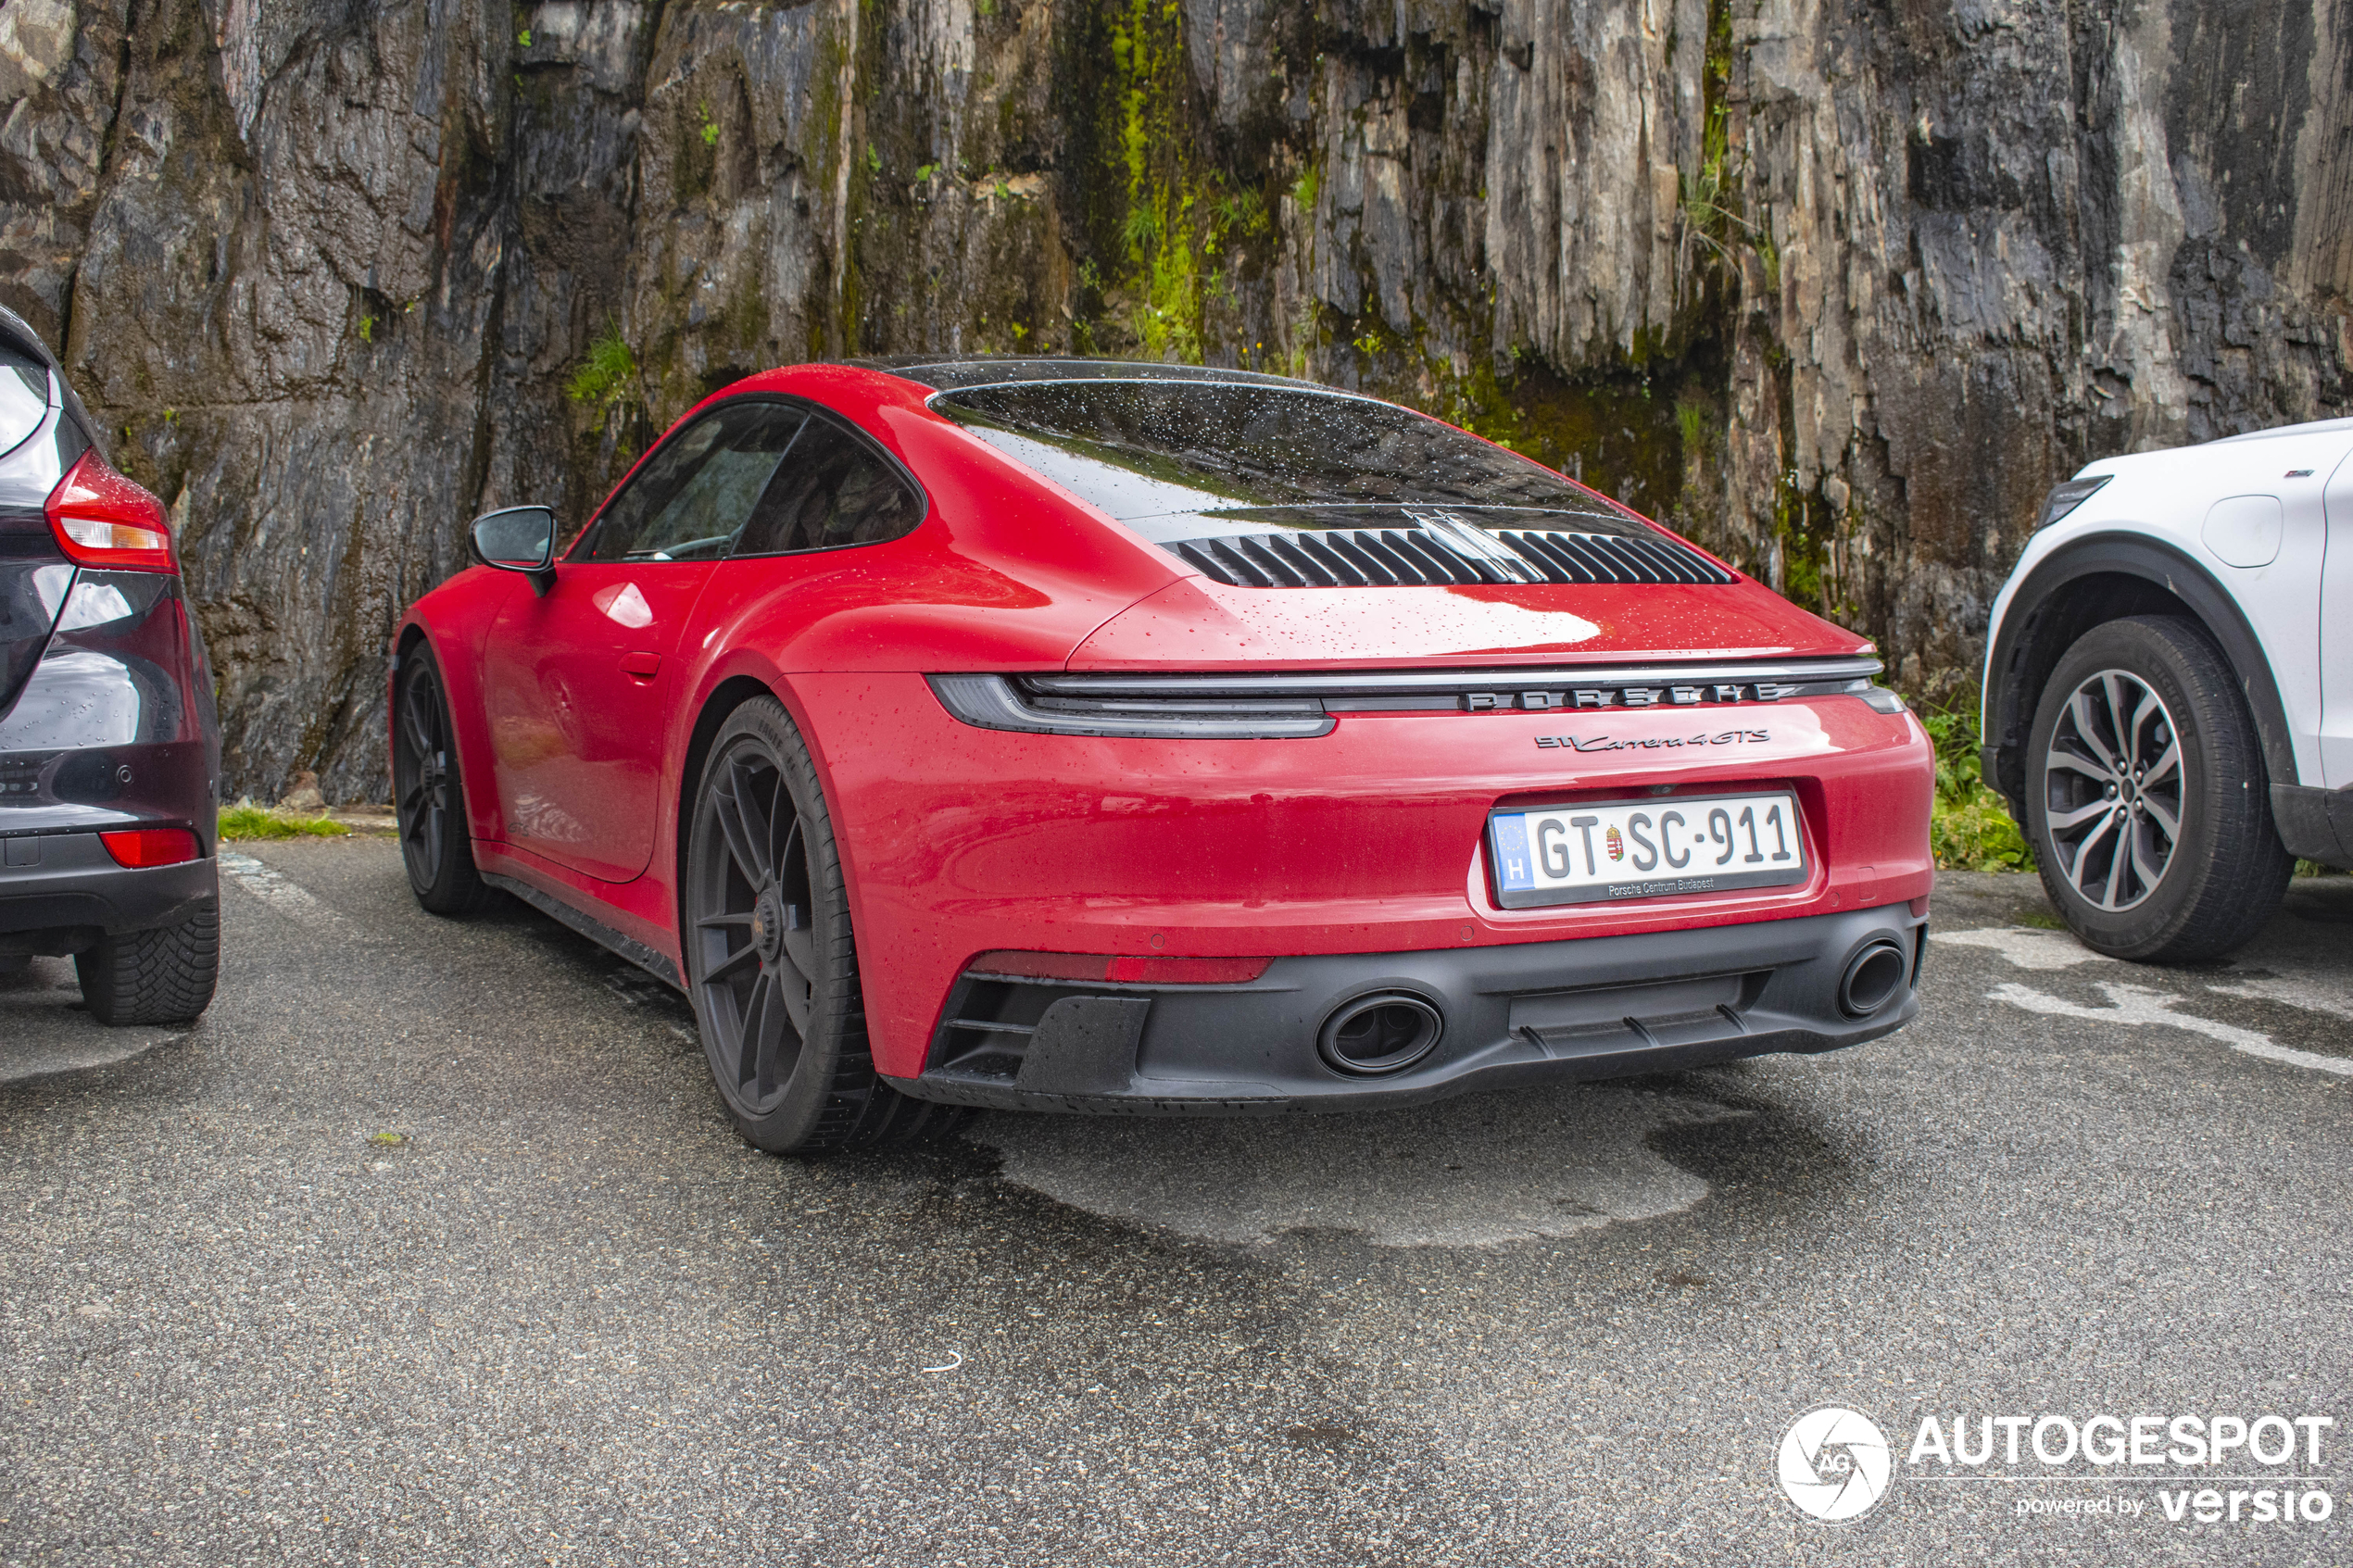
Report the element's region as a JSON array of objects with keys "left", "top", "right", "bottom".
[{"left": 1982, "top": 417, "right": 2353, "bottom": 960}]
